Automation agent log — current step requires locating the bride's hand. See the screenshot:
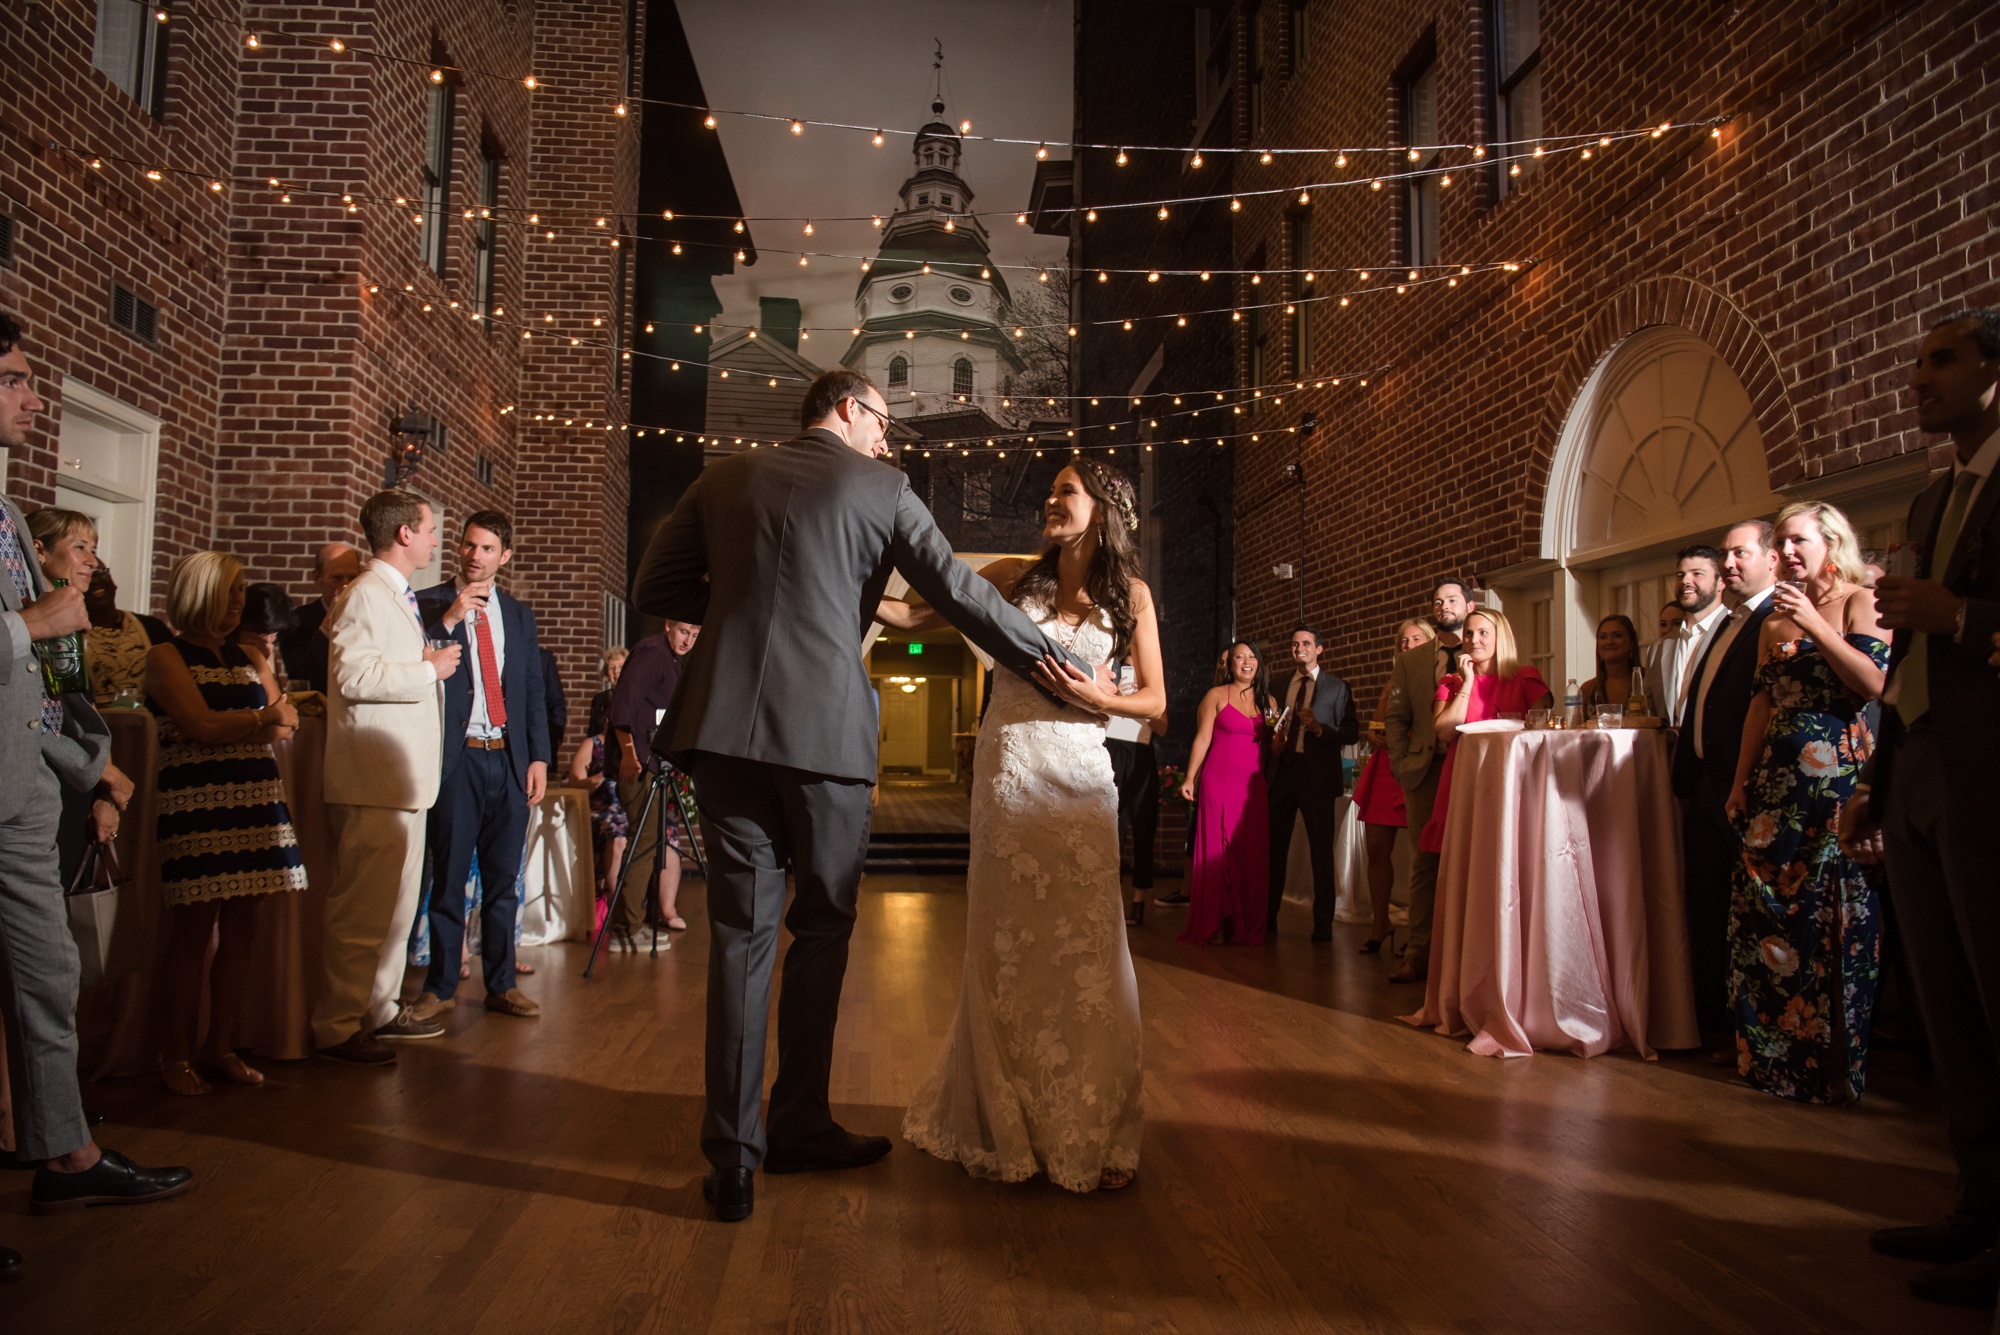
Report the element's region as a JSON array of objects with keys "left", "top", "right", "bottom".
[{"left": 1033, "top": 654, "right": 1110, "bottom": 714}]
